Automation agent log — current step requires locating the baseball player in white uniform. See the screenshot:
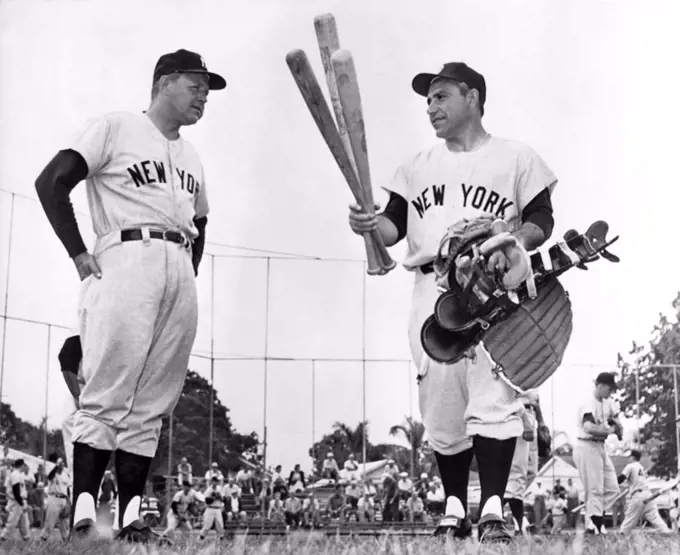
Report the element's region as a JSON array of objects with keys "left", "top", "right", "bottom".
[
  {"left": 618, "top": 449, "right": 669, "bottom": 534},
  {"left": 0, "top": 459, "right": 30, "bottom": 541},
  {"left": 199, "top": 476, "right": 225, "bottom": 540},
  {"left": 504, "top": 389, "right": 543, "bottom": 534},
  {"left": 35, "top": 49, "right": 225, "bottom": 543},
  {"left": 573, "top": 372, "right": 622, "bottom": 534},
  {"left": 159, "top": 482, "right": 196, "bottom": 541},
  {"left": 348, "top": 62, "right": 557, "bottom": 543},
  {"left": 40, "top": 455, "right": 72, "bottom": 541}
]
